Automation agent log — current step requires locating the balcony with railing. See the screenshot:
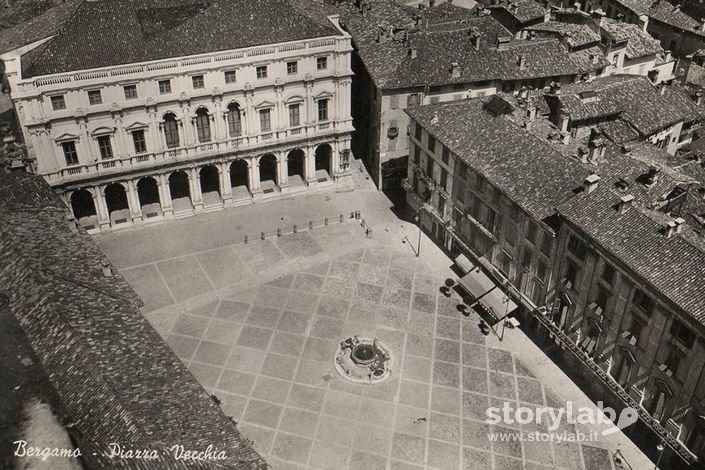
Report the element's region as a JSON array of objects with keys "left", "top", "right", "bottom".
[{"left": 43, "top": 120, "right": 352, "bottom": 184}]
